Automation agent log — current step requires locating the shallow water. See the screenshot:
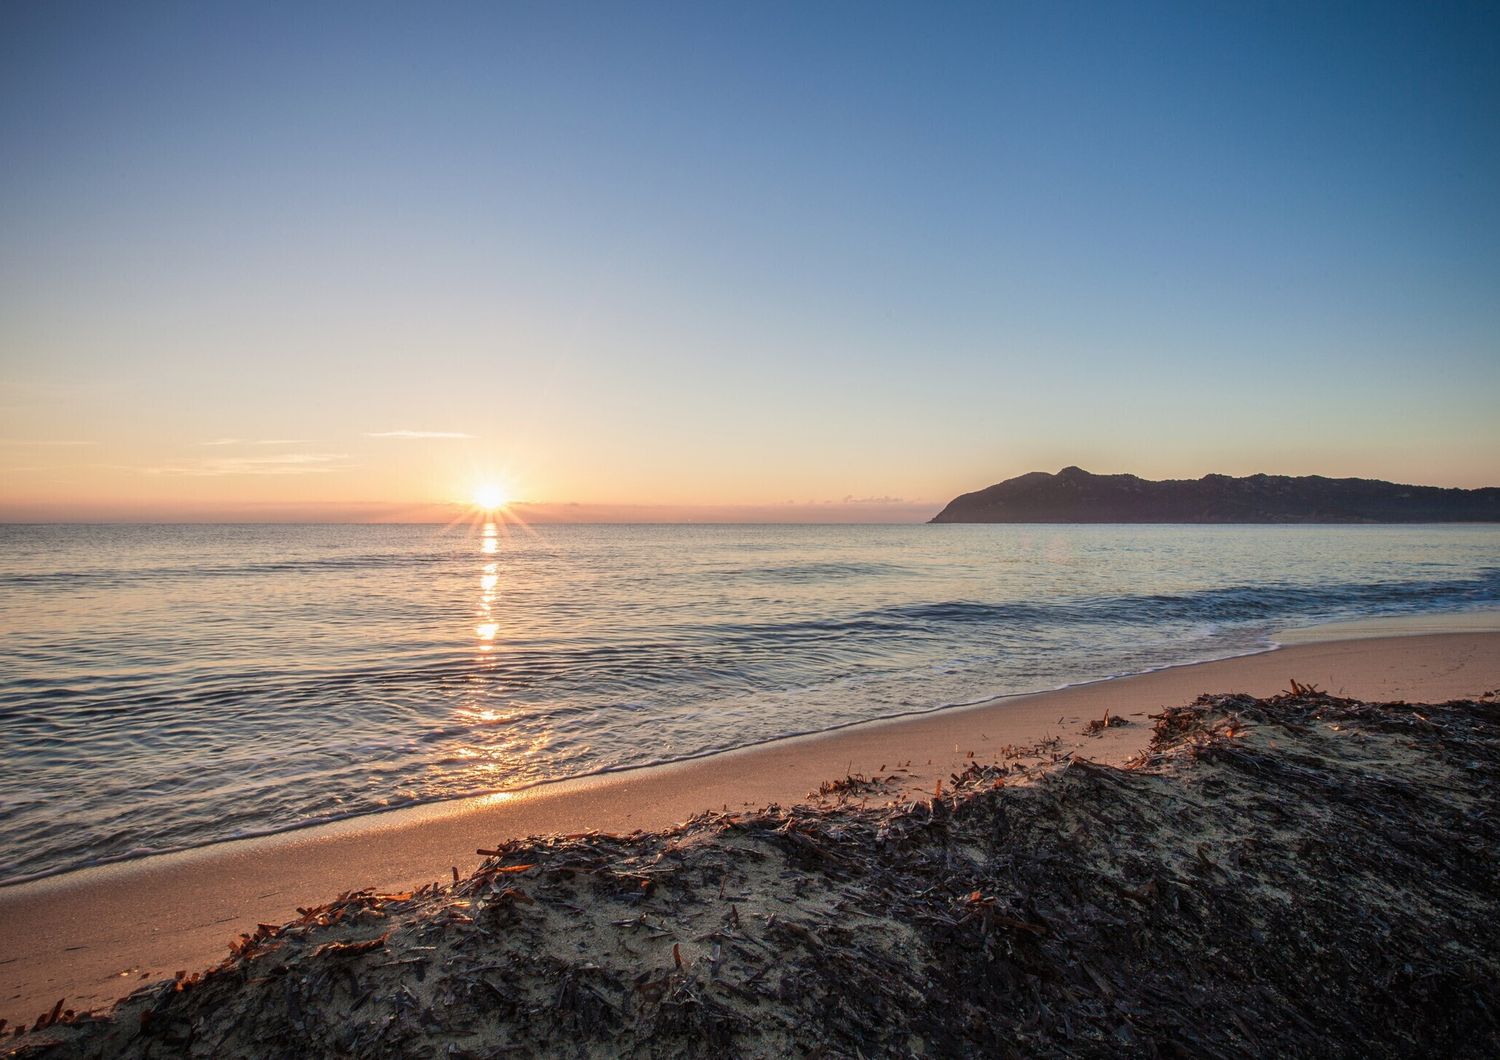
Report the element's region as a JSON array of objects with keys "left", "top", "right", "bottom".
[{"left": 2, "top": 521, "right": 1497, "bottom": 884}]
